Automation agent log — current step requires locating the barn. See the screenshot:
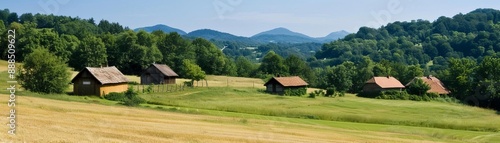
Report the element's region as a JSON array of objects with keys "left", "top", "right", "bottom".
[
  {"left": 140, "top": 64, "right": 179, "bottom": 84},
  {"left": 362, "top": 76, "right": 405, "bottom": 93},
  {"left": 405, "top": 75, "right": 451, "bottom": 95},
  {"left": 71, "top": 66, "right": 129, "bottom": 96},
  {"left": 264, "top": 76, "right": 308, "bottom": 94}
]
